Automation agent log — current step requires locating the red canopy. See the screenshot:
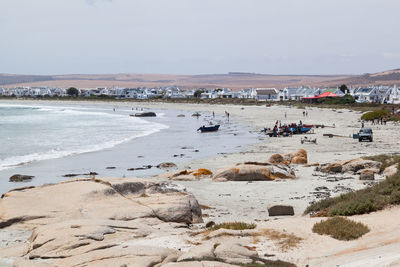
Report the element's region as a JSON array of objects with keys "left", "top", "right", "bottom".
[{"left": 302, "top": 91, "right": 339, "bottom": 99}]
